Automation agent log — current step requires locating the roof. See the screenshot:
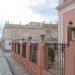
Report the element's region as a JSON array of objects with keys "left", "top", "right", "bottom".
[
  {"left": 56, "top": 0, "right": 74, "bottom": 10},
  {"left": 4, "top": 22, "right": 58, "bottom": 29}
]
